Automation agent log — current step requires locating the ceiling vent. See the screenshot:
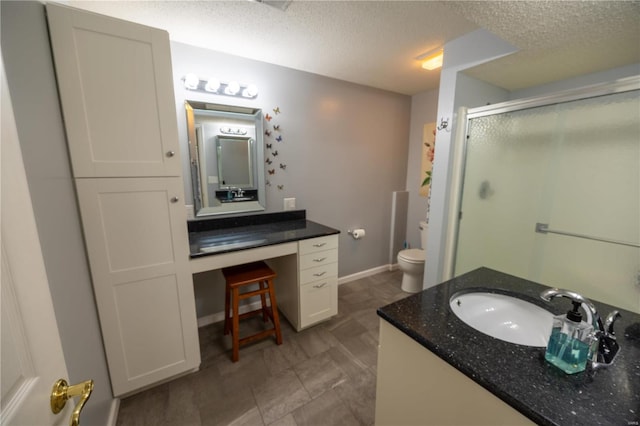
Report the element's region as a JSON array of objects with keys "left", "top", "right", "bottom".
[{"left": 253, "top": 0, "right": 292, "bottom": 12}]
